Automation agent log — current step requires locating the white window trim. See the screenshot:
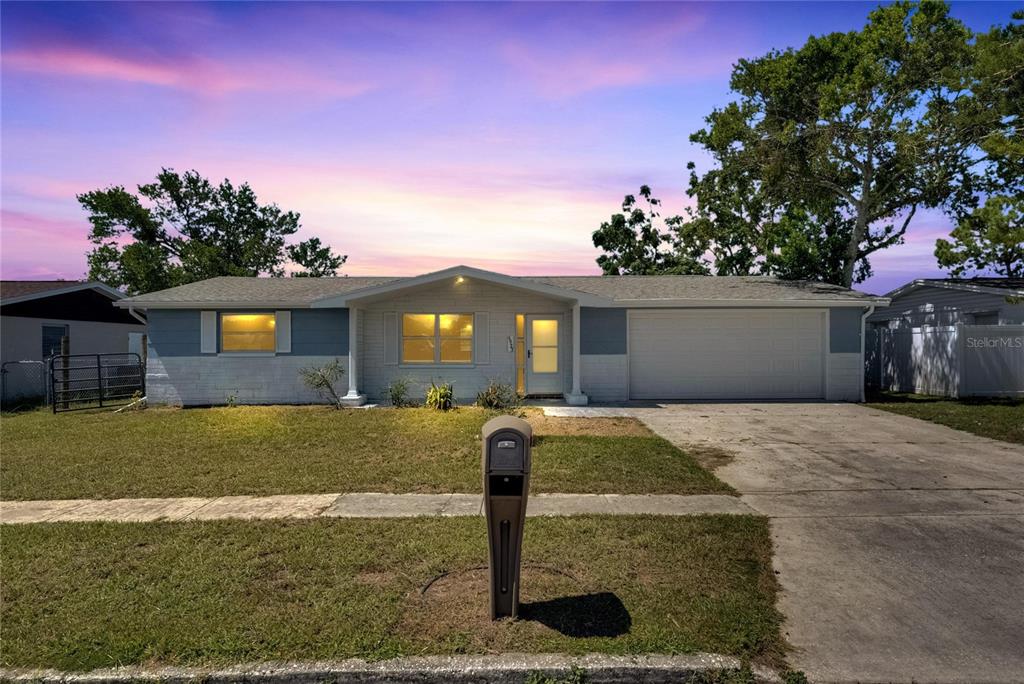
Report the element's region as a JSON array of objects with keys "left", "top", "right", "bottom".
[{"left": 400, "top": 312, "right": 475, "bottom": 366}]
